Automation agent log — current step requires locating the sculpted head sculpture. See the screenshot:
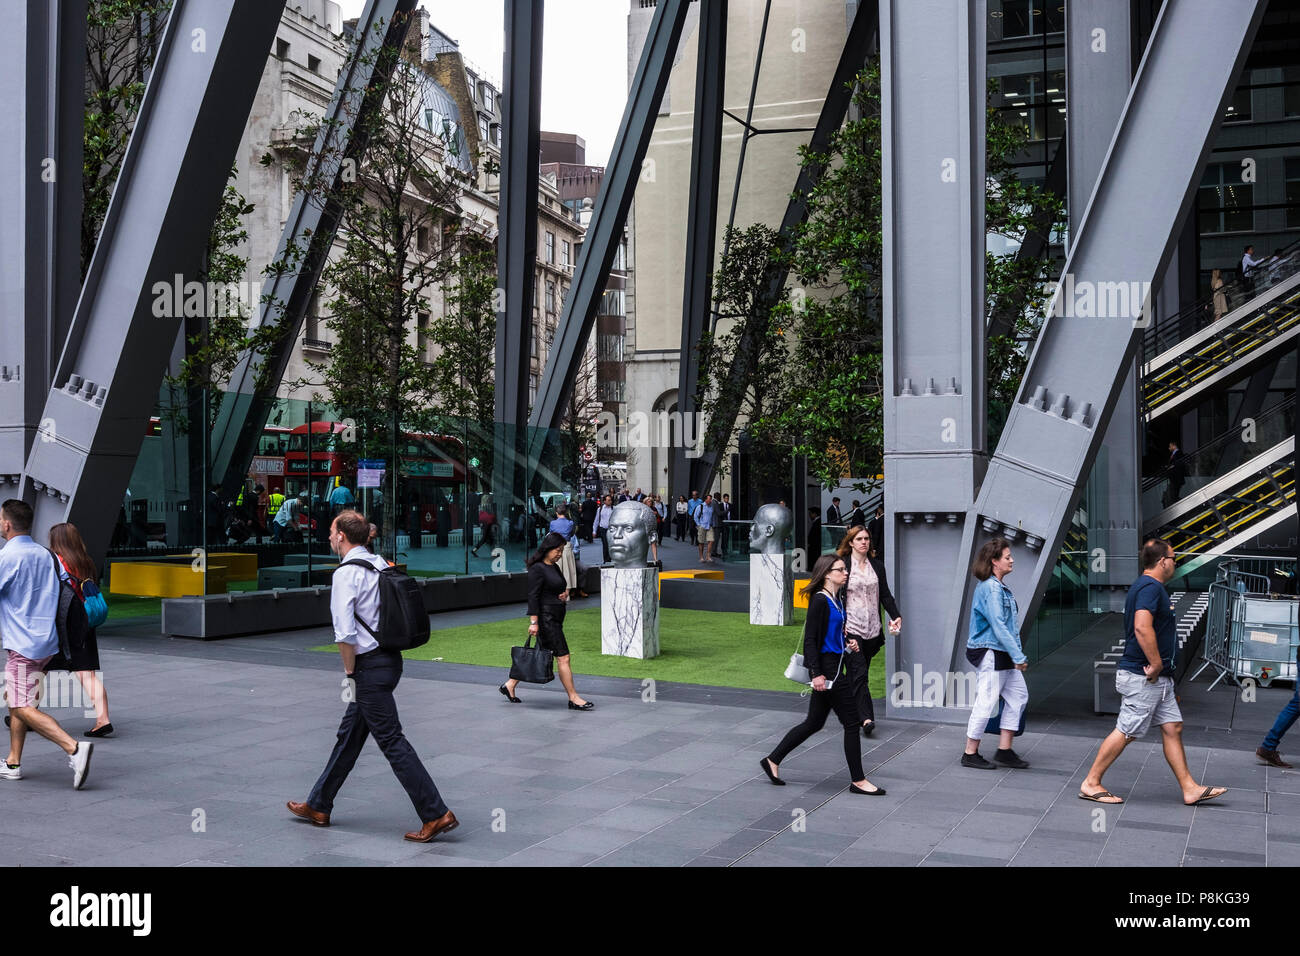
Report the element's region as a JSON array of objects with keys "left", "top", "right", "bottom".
[
  {"left": 749, "top": 503, "right": 793, "bottom": 555},
  {"left": 608, "top": 500, "right": 658, "bottom": 567}
]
